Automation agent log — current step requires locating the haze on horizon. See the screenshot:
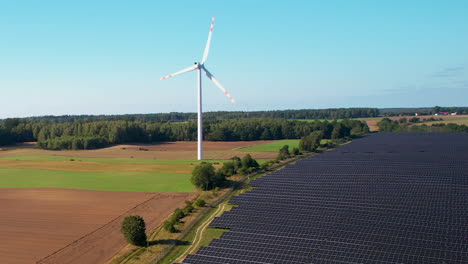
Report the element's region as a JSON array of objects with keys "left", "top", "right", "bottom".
[{"left": 1, "top": 0, "right": 467, "bottom": 119}]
